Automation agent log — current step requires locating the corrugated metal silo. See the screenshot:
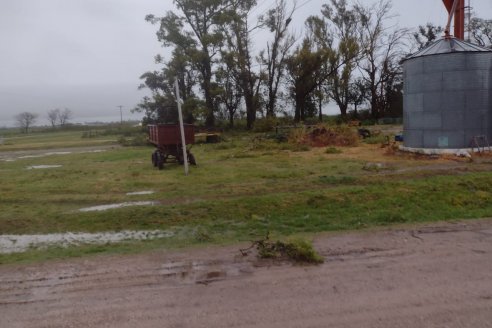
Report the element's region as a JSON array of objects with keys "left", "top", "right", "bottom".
[{"left": 402, "top": 37, "right": 492, "bottom": 150}]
